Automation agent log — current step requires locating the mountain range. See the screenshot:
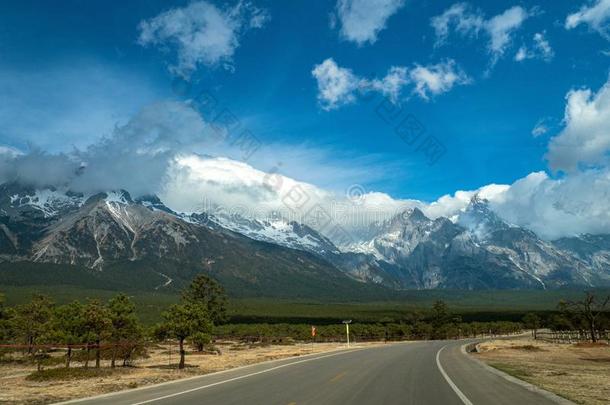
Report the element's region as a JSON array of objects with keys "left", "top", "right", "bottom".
[{"left": 1, "top": 183, "right": 609, "bottom": 297}]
